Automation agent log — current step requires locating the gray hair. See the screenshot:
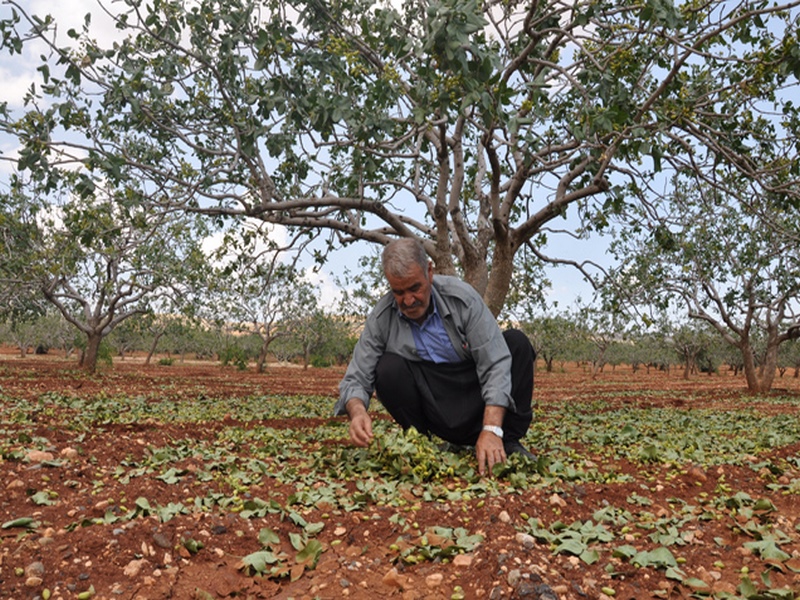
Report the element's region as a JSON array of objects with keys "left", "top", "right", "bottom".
[{"left": 382, "top": 238, "right": 429, "bottom": 279}]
